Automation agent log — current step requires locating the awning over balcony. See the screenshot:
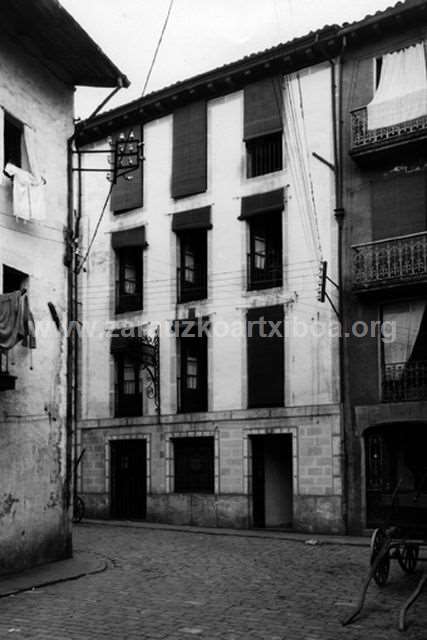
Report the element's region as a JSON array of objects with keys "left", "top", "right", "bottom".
[{"left": 367, "top": 42, "right": 427, "bottom": 129}]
